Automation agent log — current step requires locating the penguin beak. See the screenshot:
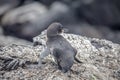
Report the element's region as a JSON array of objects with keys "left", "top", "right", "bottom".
[{"left": 62, "top": 28, "right": 69, "bottom": 33}]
